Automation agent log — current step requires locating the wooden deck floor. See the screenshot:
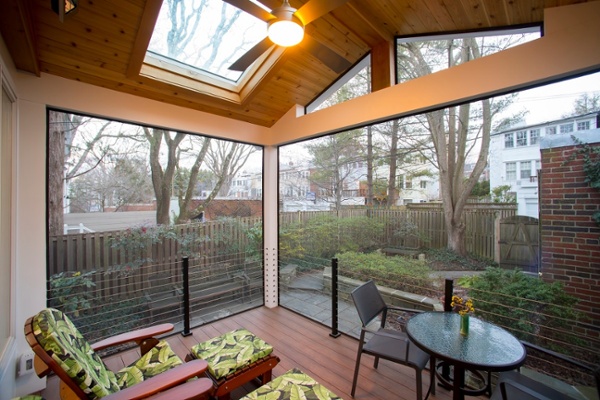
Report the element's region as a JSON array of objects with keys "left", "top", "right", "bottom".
[{"left": 42, "top": 306, "right": 487, "bottom": 400}]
